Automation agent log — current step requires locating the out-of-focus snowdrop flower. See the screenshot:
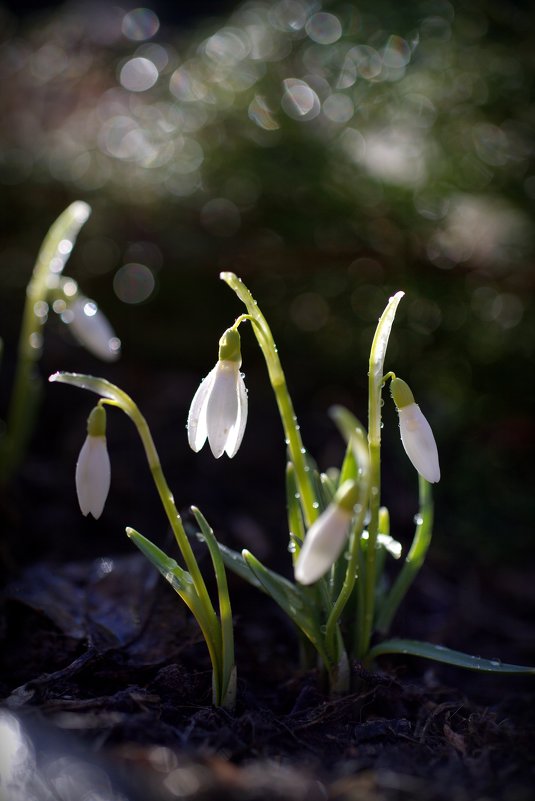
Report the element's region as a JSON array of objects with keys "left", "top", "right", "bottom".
[
  {"left": 75, "top": 405, "right": 111, "bottom": 518},
  {"left": 187, "top": 327, "right": 247, "bottom": 458},
  {"left": 391, "top": 377, "right": 440, "bottom": 483},
  {"left": 295, "top": 480, "right": 358, "bottom": 585},
  {"left": 65, "top": 296, "right": 121, "bottom": 362}
]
